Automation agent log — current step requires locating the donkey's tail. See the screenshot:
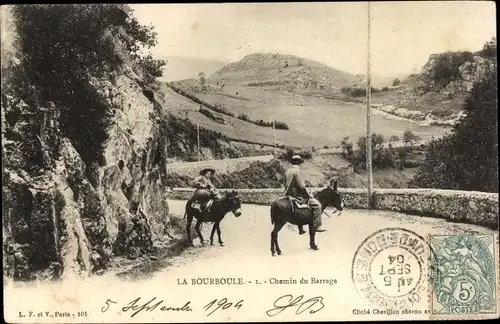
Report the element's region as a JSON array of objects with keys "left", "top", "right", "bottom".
[{"left": 270, "top": 201, "right": 277, "bottom": 225}]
